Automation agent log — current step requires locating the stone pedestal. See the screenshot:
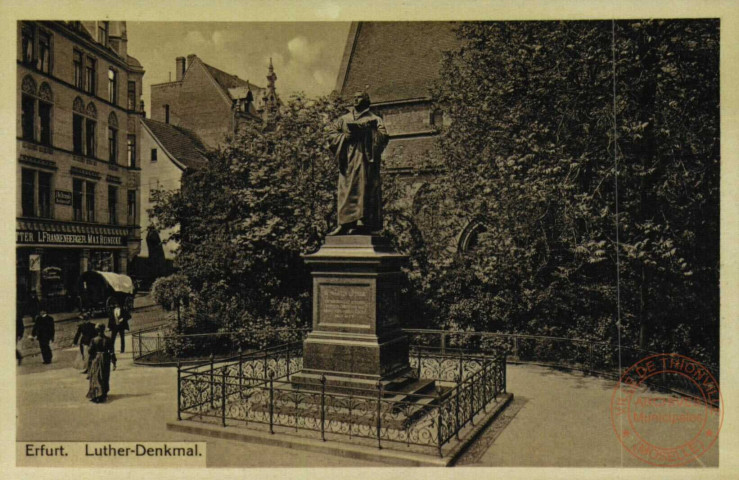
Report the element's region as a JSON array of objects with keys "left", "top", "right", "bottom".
[{"left": 292, "top": 235, "right": 411, "bottom": 392}]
